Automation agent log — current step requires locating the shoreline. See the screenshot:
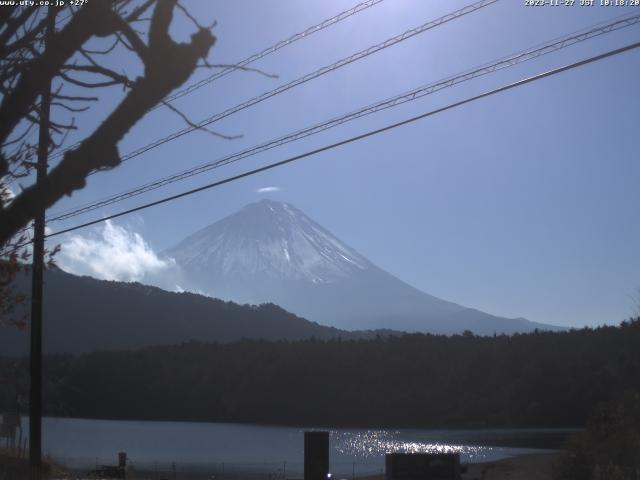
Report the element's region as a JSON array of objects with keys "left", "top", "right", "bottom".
[
  {"left": 84, "top": 453, "right": 562, "bottom": 480},
  {"left": 2, "top": 451, "right": 562, "bottom": 480},
  {"left": 355, "top": 453, "right": 561, "bottom": 480},
  {"left": 462, "top": 452, "right": 560, "bottom": 480},
  {"left": 22, "top": 414, "right": 583, "bottom": 432}
]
